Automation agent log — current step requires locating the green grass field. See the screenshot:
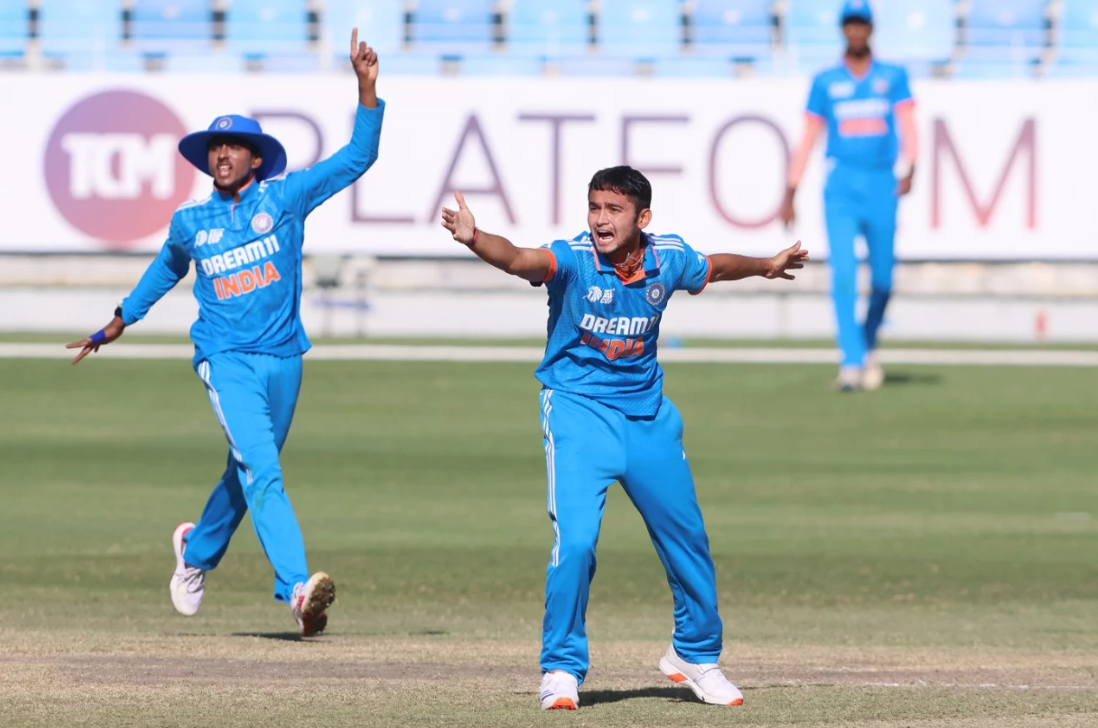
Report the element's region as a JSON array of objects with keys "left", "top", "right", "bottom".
[{"left": 2, "top": 357, "right": 1097, "bottom": 727}]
